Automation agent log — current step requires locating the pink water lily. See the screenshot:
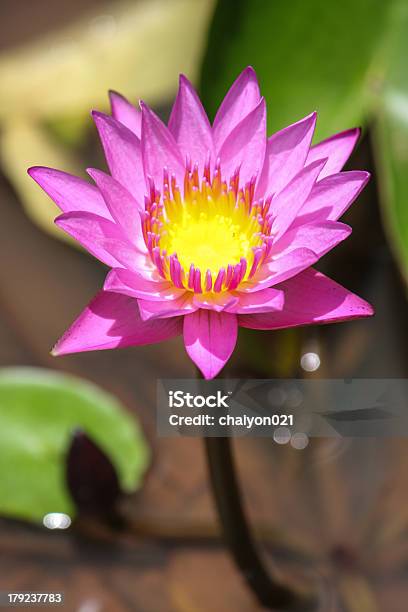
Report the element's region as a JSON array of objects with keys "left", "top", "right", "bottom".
[{"left": 29, "top": 67, "right": 374, "bottom": 379}]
